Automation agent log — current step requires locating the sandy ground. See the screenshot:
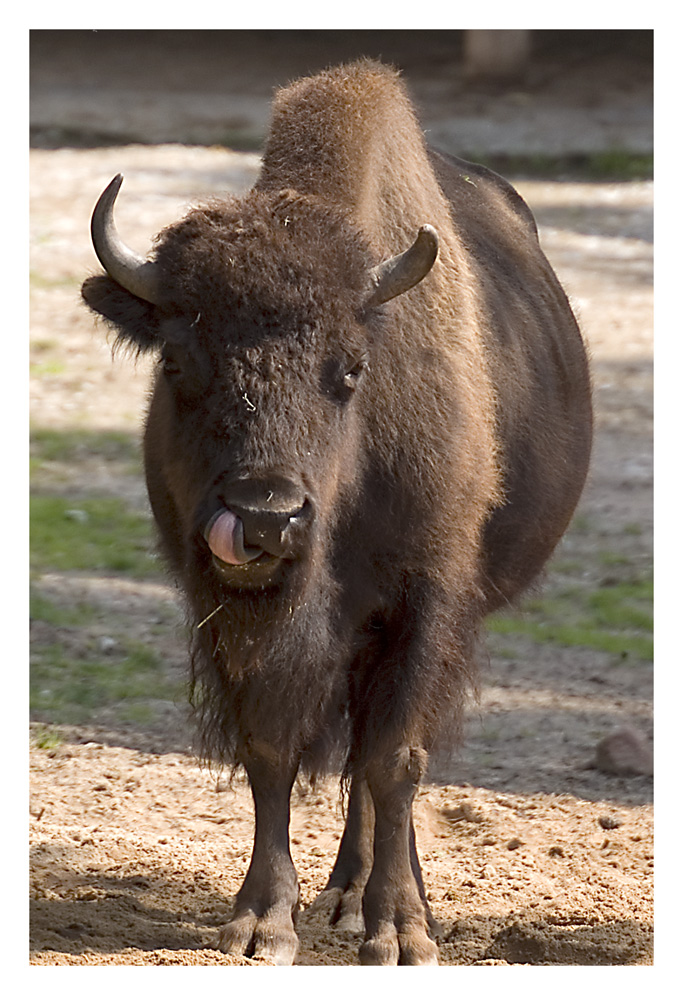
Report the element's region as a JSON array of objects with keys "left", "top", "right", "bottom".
[{"left": 28, "top": 141, "right": 653, "bottom": 967}]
